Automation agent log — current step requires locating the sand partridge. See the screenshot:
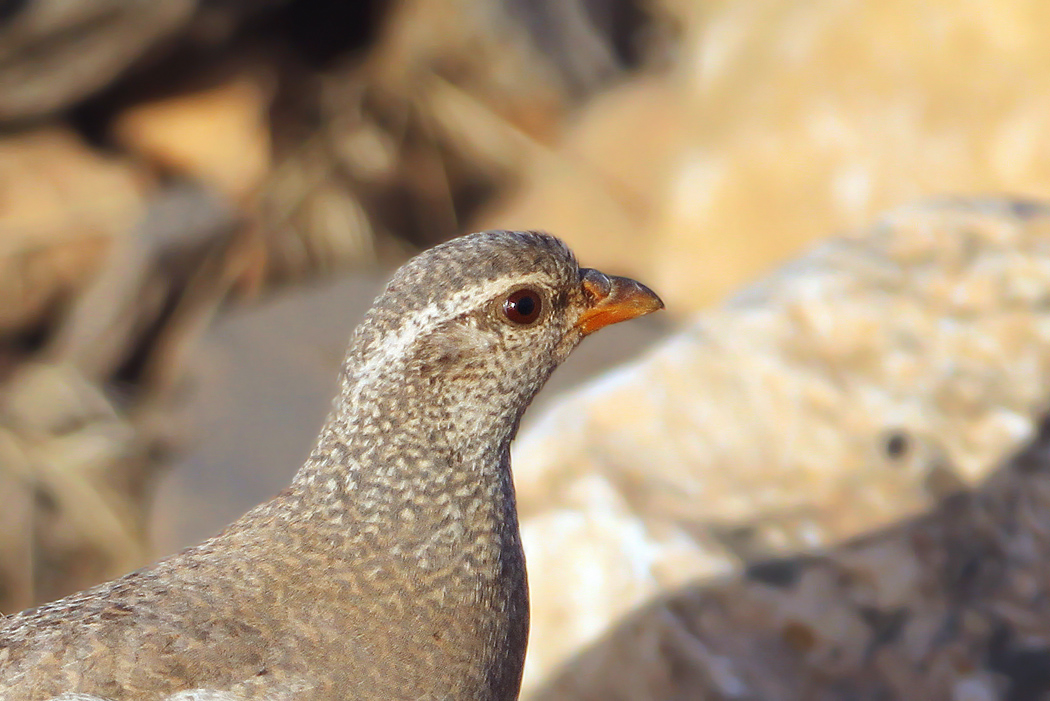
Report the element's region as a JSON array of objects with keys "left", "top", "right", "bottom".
[{"left": 0, "top": 230, "right": 663, "bottom": 701}]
